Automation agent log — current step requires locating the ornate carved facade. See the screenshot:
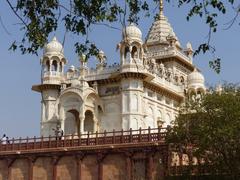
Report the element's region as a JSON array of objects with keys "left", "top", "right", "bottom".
[{"left": 32, "top": 3, "right": 205, "bottom": 138}]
